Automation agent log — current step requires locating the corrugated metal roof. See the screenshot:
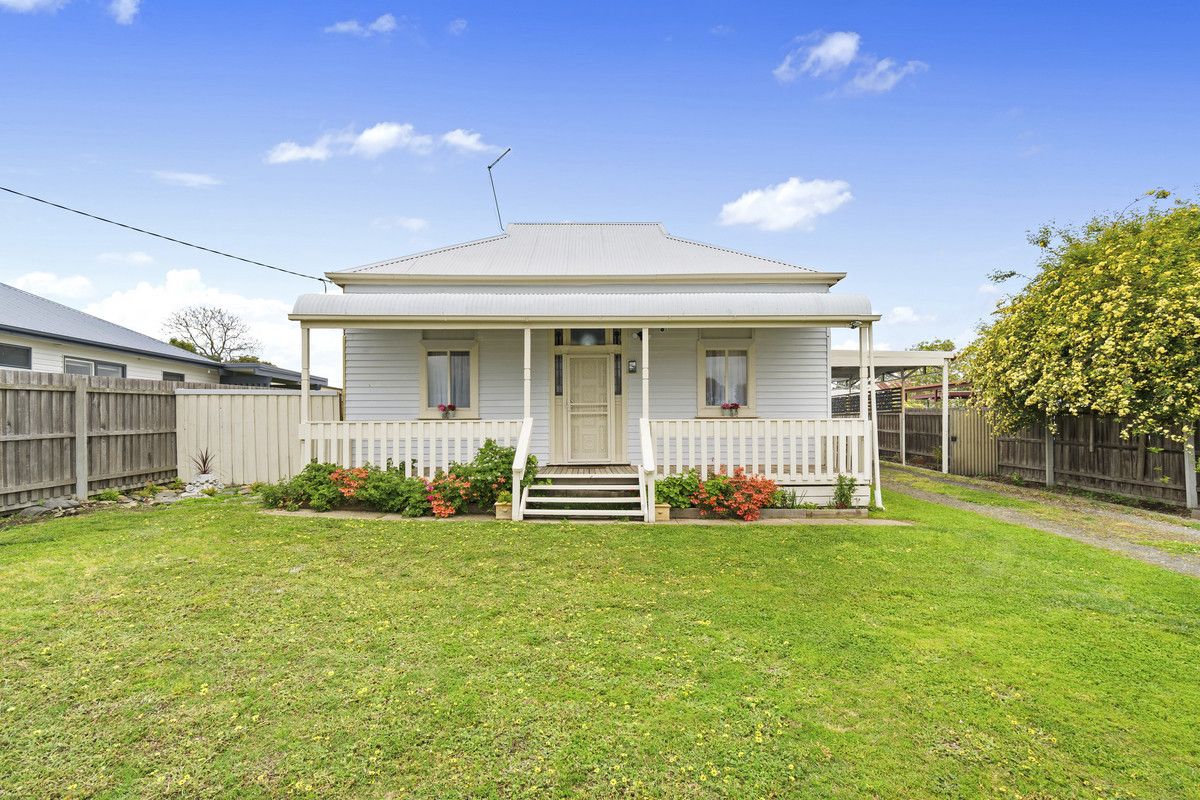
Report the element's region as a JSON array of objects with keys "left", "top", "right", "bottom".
[
  {"left": 0, "top": 282, "right": 217, "bottom": 366},
  {"left": 334, "top": 223, "right": 828, "bottom": 278},
  {"left": 291, "top": 290, "right": 875, "bottom": 322}
]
